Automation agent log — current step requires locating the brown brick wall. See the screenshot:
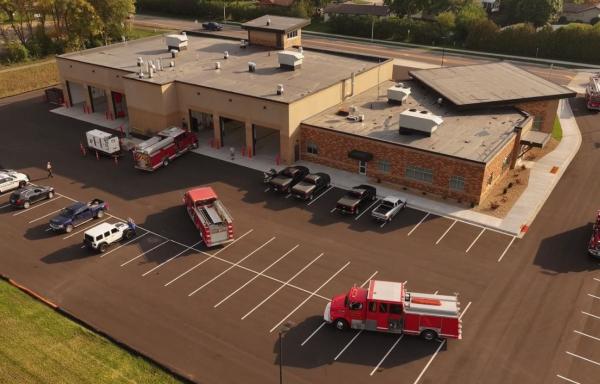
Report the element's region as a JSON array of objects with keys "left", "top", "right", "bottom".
[
  {"left": 300, "top": 125, "right": 513, "bottom": 204},
  {"left": 516, "top": 99, "right": 558, "bottom": 133},
  {"left": 480, "top": 135, "right": 518, "bottom": 202}
]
